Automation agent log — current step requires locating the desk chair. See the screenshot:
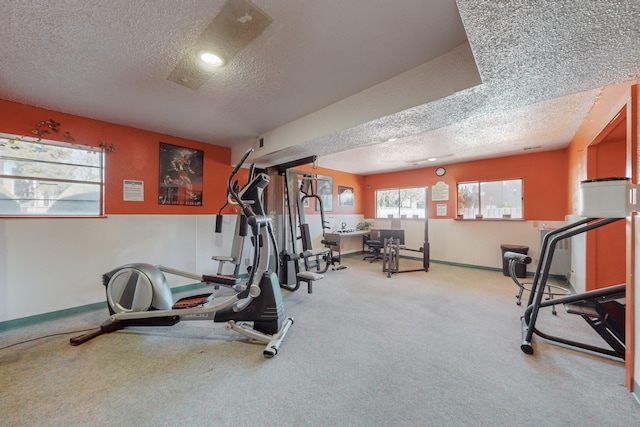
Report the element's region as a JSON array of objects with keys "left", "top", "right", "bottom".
[{"left": 363, "top": 234, "right": 383, "bottom": 263}]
